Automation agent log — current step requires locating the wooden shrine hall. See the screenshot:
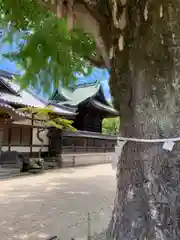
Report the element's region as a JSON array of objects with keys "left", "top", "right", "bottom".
[{"left": 0, "top": 70, "right": 118, "bottom": 171}]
